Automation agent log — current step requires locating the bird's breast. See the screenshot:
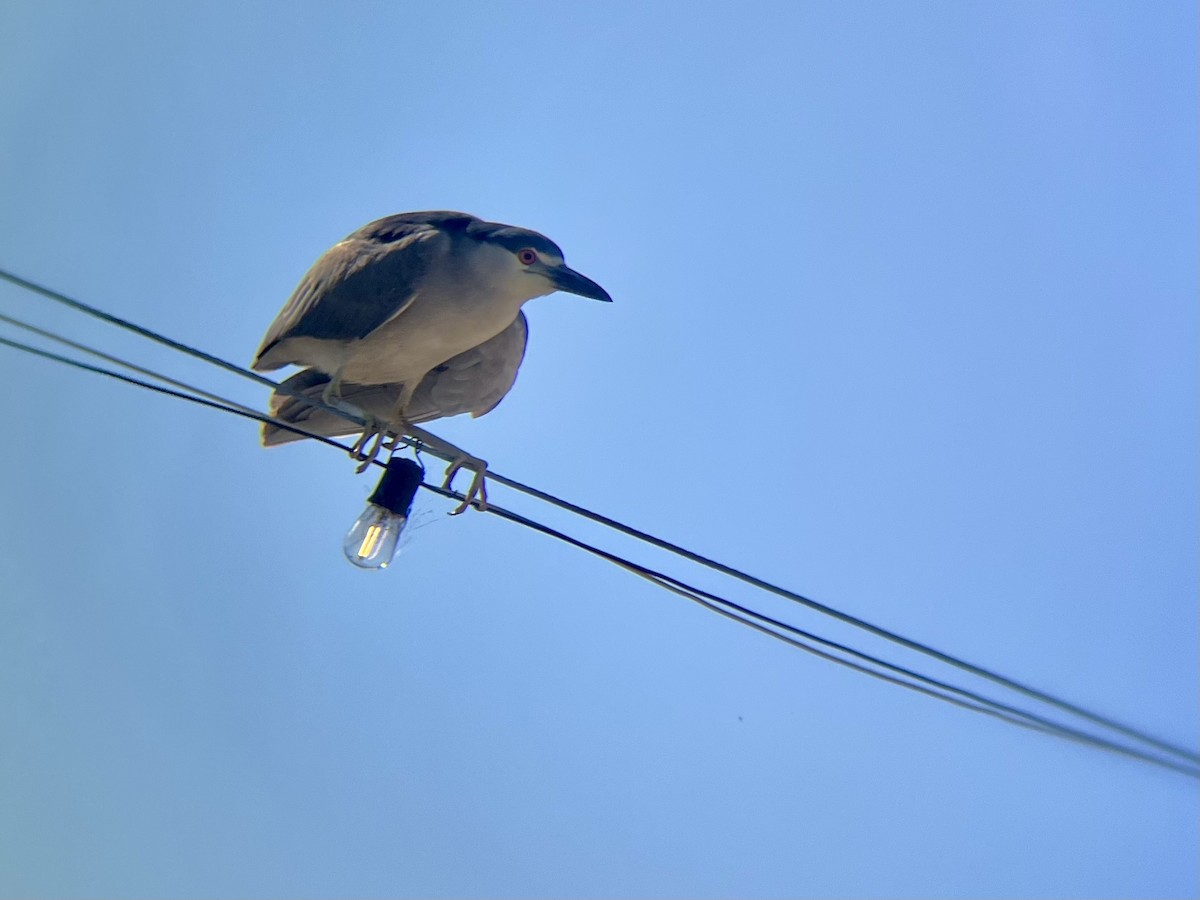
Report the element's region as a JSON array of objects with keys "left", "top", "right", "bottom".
[{"left": 339, "top": 281, "right": 527, "bottom": 386}]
